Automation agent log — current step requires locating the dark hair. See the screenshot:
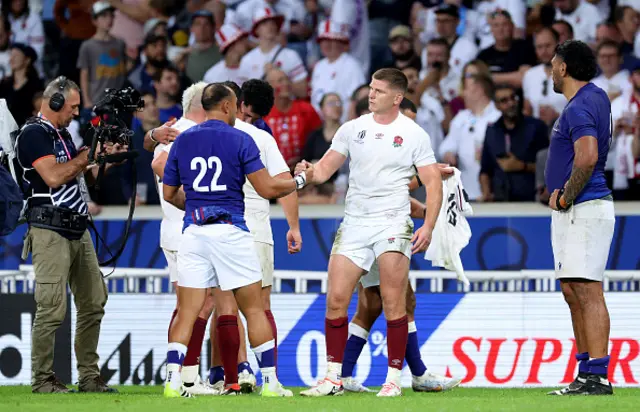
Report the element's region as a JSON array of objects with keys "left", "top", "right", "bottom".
[
  {"left": 0, "top": 13, "right": 10, "bottom": 33},
  {"left": 241, "top": 79, "right": 274, "bottom": 117},
  {"left": 596, "top": 39, "right": 620, "bottom": 56},
  {"left": 427, "top": 37, "right": 450, "bottom": 51},
  {"left": 320, "top": 92, "right": 341, "bottom": 108},
  {"left": 223, "top": 80, "right": 242, "bottom": 108},
  {"left": 555, "top": 40, "right": 598, "bottom": 82},
  {"left": 201, "top": 83, "right": 233, "bottom": 111},
  {"left": 551, "top": 20, "right": 574, "bottom": 38},
  {"left": 355, "top": 97, "right": 369, "bottom": 117},
  {"left": 399, "top": 97, "right": 416, "bottom": 114},
  {"left": 372, "top": 68, "right": 408, "bottom": 94},
  {"left": 152, "top": 64, "right": 179, "bottom": 83},
  {"left": 494, "top": 83, "right": 515, "bottom": 96},
  {"left": 2, "top": 0, "right": 29, "bottom": 18},
  {"left": 467, "top": 74, "right": 494, "bottom": 99},
  {"left": 351, "top": 84, "right": 369, "bottom": 101},
  {"left": 614, "top": 6, "right": 633, "bottom": 23},
  {"left": 148, "top": 0, "right": 182, "bottom": 17},
  {"left": 535, "top": 26, "right": 559, "bottom": 43}
]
